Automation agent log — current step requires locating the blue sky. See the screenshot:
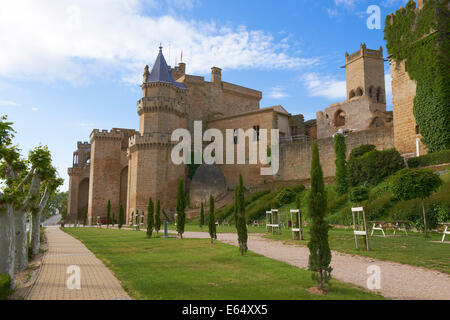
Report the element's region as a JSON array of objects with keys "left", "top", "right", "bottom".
[{"left": 0, "top": 0, "right": 409, "bottom": 191}]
